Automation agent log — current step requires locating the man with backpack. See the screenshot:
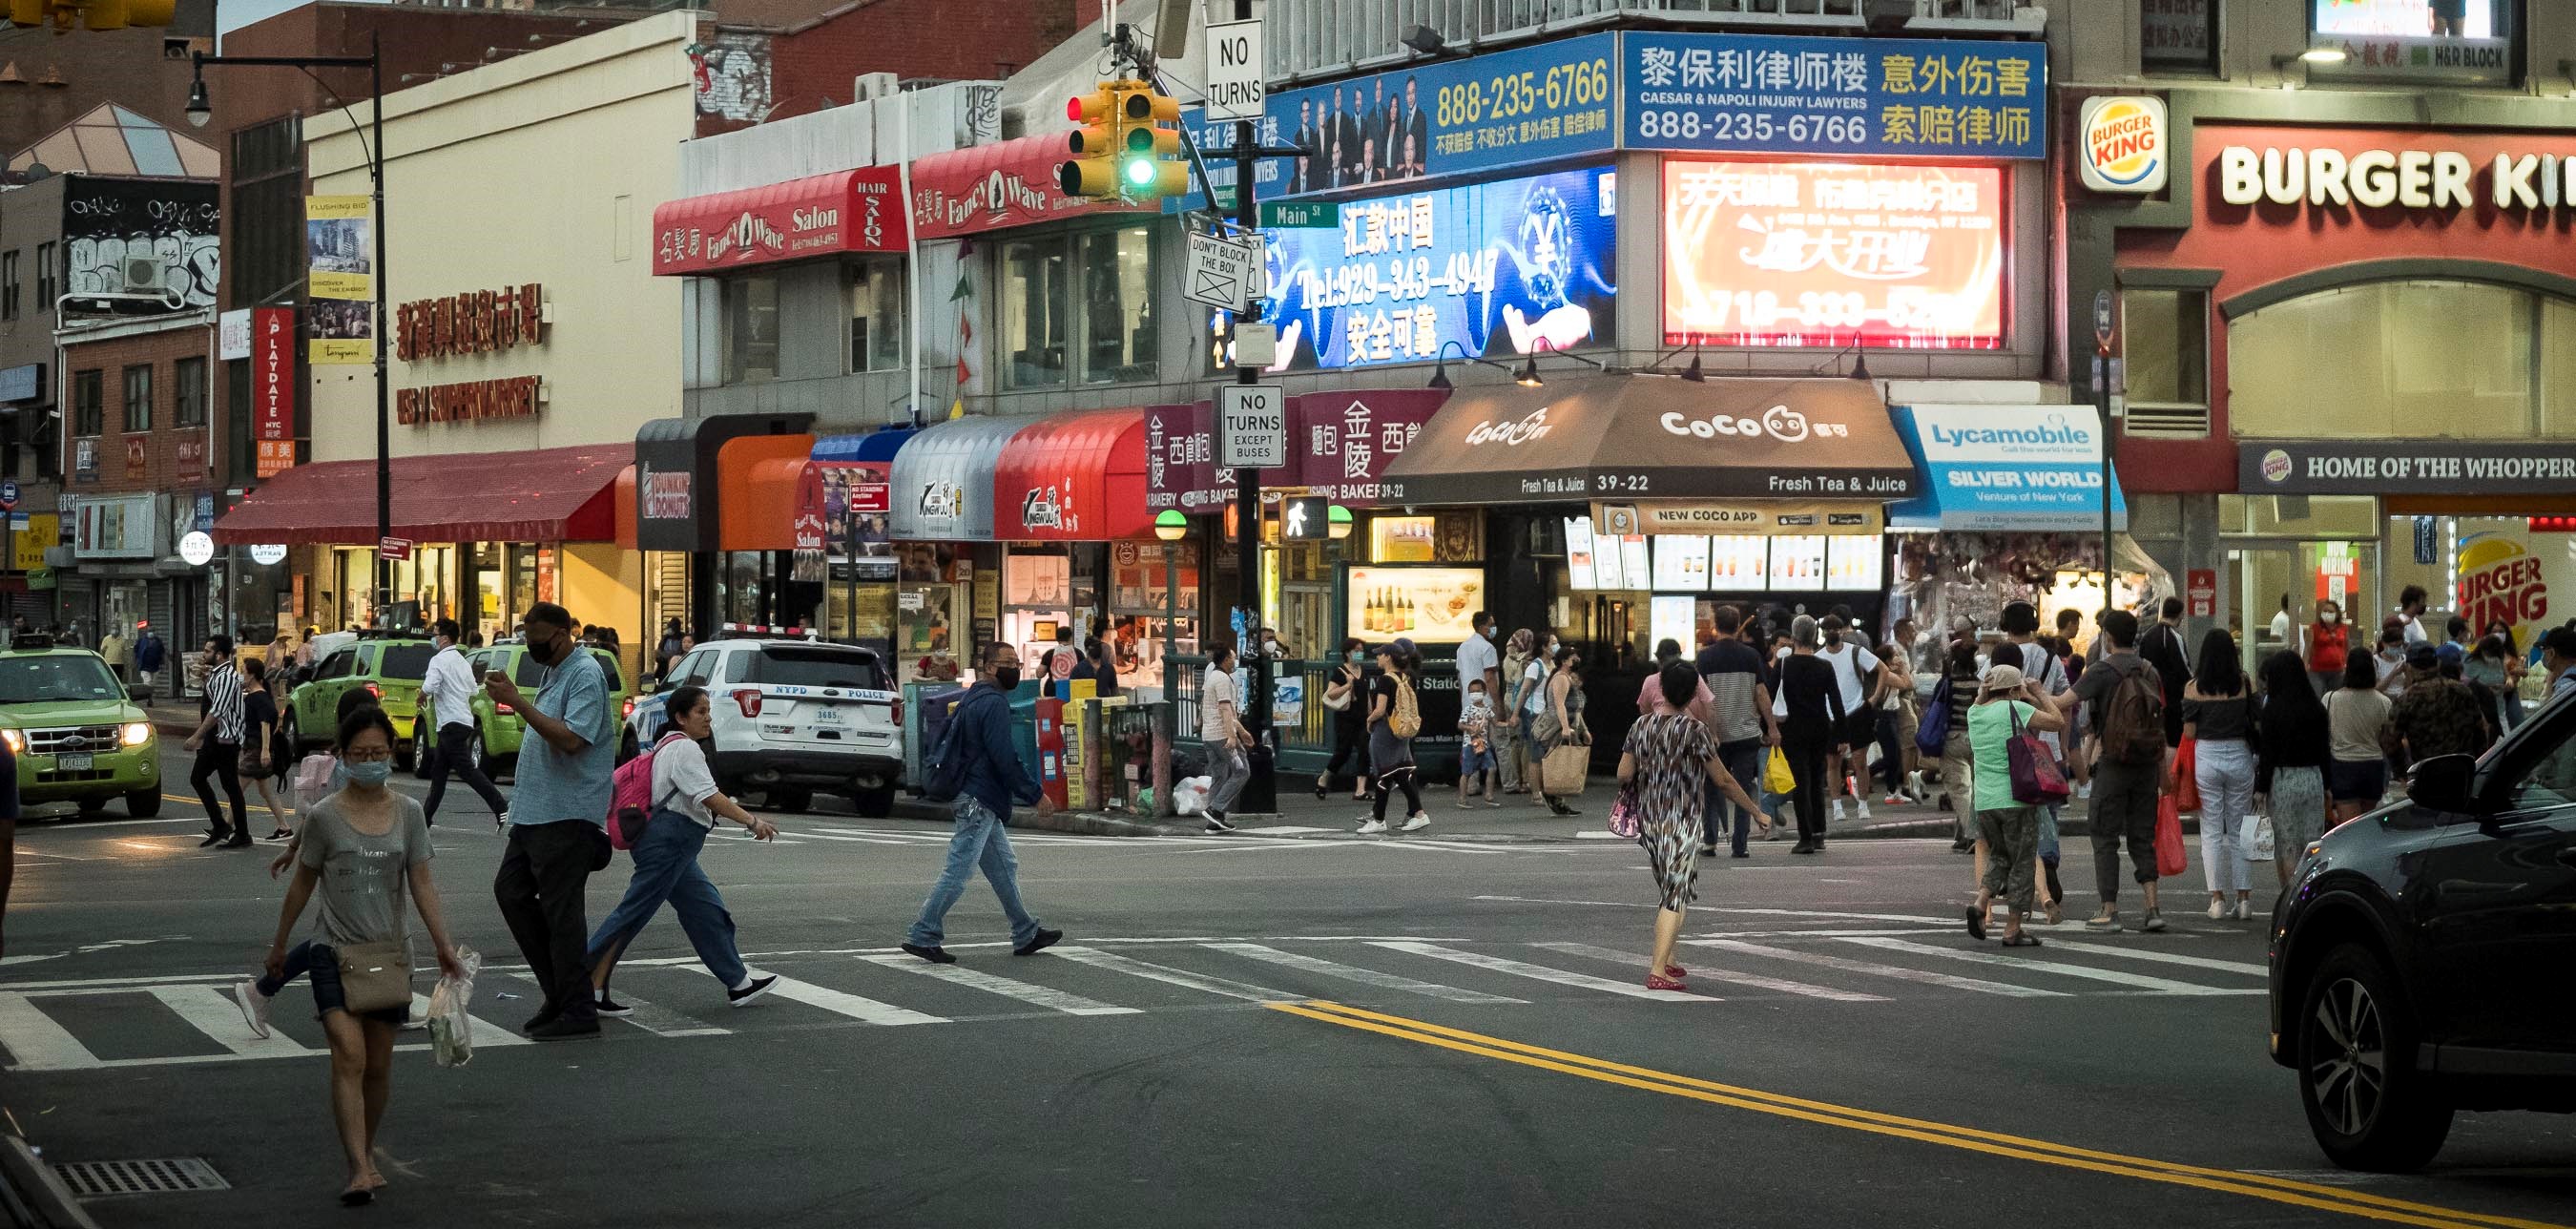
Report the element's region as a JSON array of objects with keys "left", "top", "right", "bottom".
[
  {"left": 902, "top": 641, "right": 1063, "bottom": 965},
  {"left": 2072, "top": 610, "right": 2171, "bottom": 933},
  {"left": 1198, "top": 642, "right": 1253, "bottom": 833}
]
